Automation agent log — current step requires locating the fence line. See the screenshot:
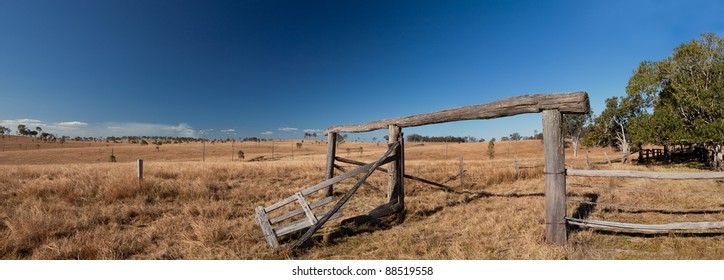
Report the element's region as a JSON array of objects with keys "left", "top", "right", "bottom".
[
  {"left": 567, "top": 183, "right": 724, "bottom": 195},
  {"left": 566, "top": 217, "right": 724, "bottom": 233},
  {"left": 567, "top": 200, "right": 724, "bottom": 214},
  {"left": 566, "top": 169, "right": 724, "bottom": 234},
  {"left": 567, "top": 169, "right": 724, "bottom": 179}
]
